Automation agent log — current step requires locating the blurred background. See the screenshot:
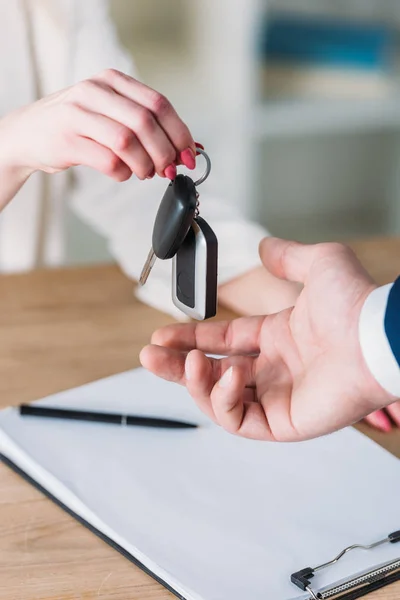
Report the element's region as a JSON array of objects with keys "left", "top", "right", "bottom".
[{"left": 69, "top": 0, "right": 400, "bottom": 262}]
